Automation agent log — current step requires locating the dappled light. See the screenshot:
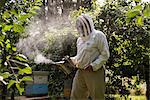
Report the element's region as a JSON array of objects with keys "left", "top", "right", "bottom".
[{"left": 0, "top": 0, "right": 149, "bottom": 100}]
